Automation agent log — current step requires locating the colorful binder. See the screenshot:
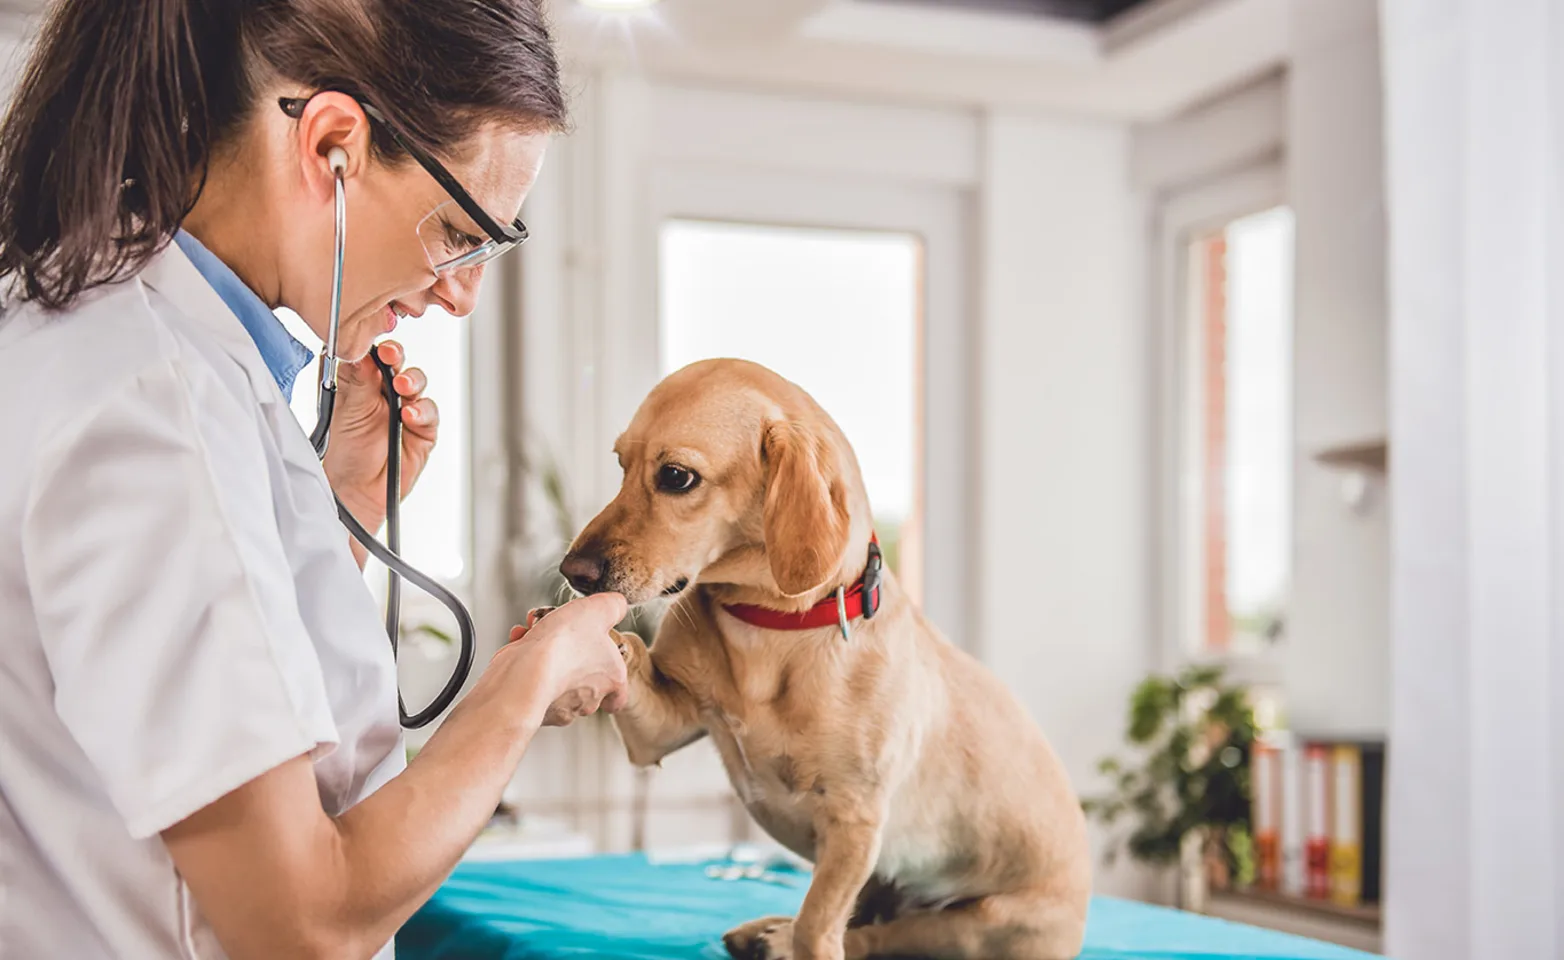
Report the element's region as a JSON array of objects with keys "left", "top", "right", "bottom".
[
  {"left": 1279, "top": 733, "right": 1305, "bottom": 897},
  {"left": 1252, "top": 736, "right": 1384, "bottom": 906},
  {"left": 1304, "top": 743, "right": 1331, "bottom": 899},
  {"left": 1328, "top": 744, "right": 1362, "bottom": 906},
  {"left": 1251, "top": 739, "right": 1281, "bottom": 890}
]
